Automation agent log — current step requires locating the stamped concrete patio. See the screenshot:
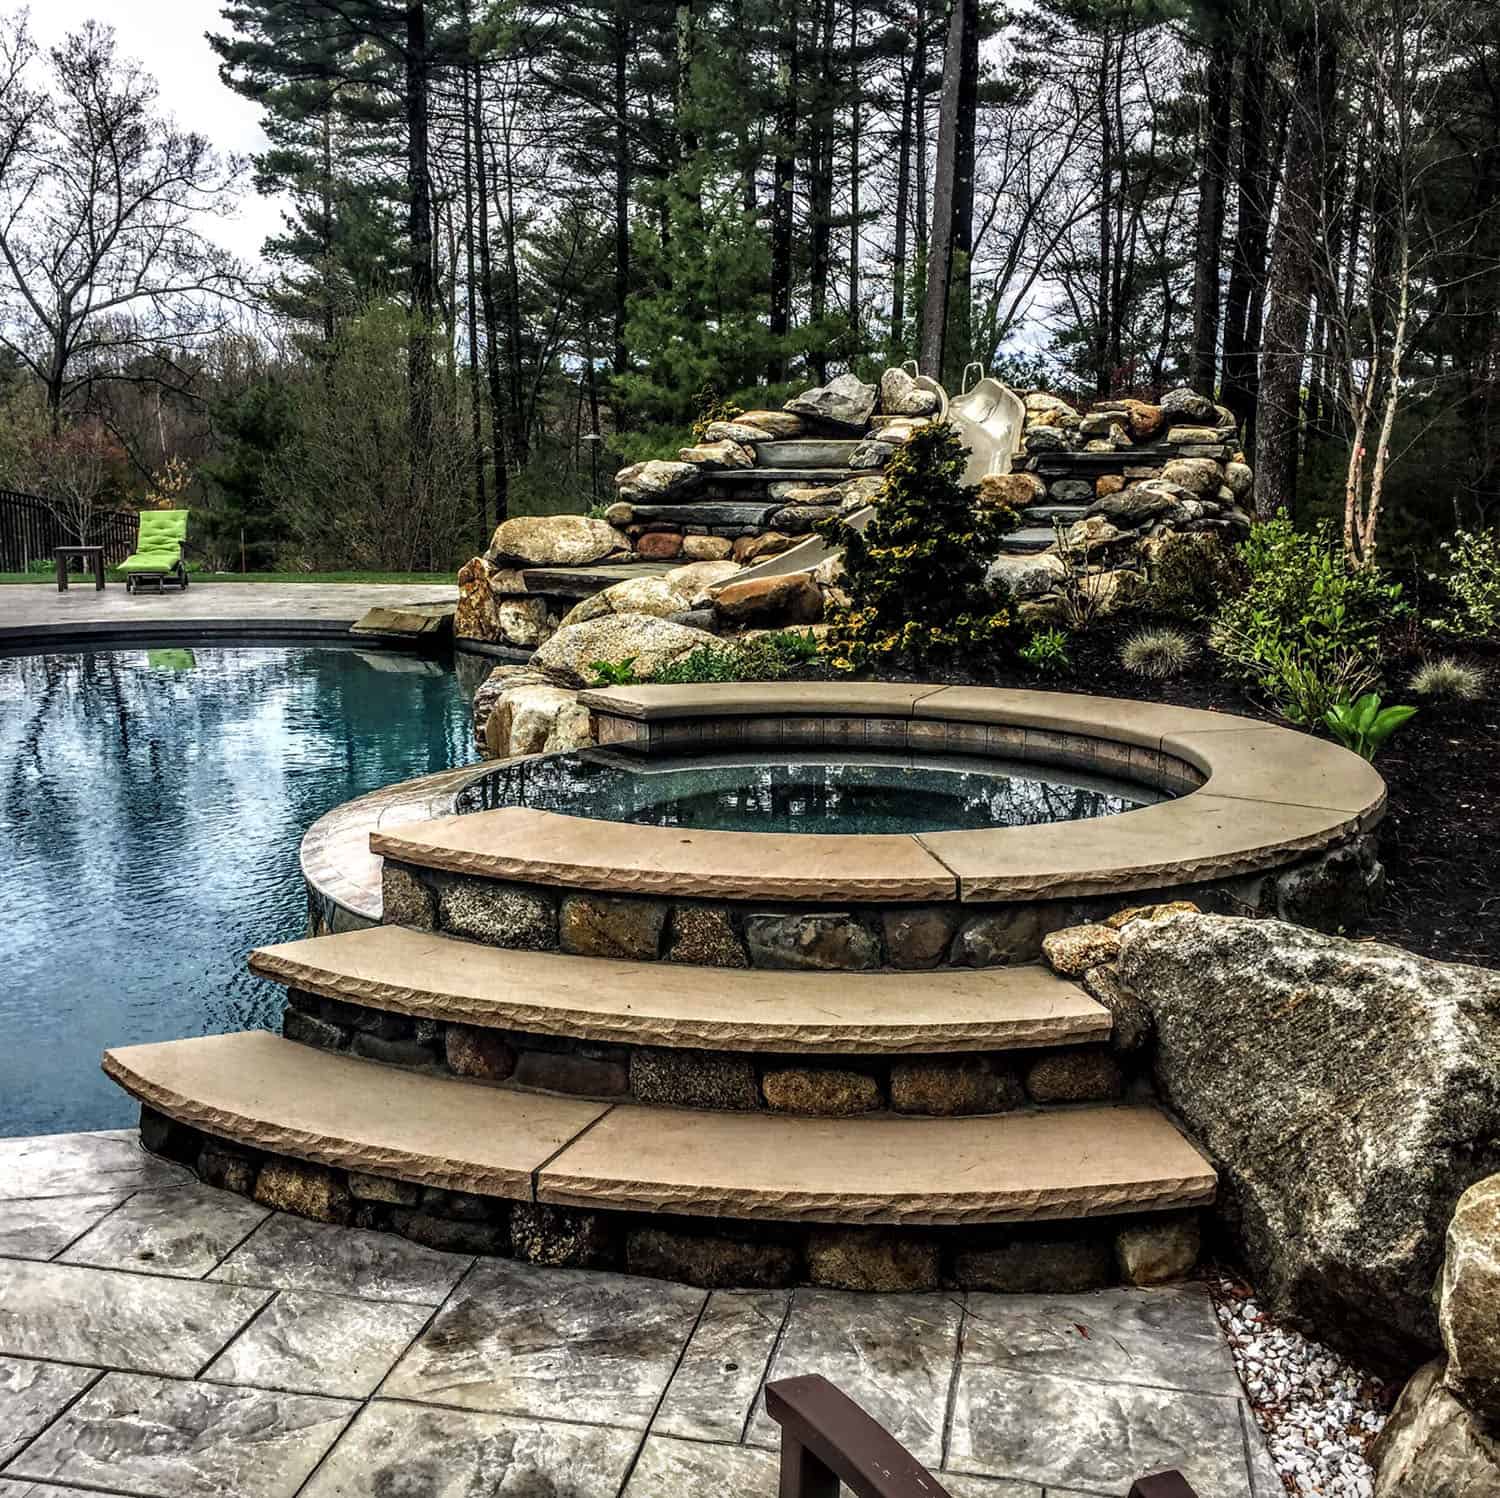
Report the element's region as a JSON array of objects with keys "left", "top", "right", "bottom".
[
  {"left": 0, "top": 580, "right": 457, "bottom": 641},
  {"left": 0, "top": 1131, "right": 1281, "bottom": 1498}
]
